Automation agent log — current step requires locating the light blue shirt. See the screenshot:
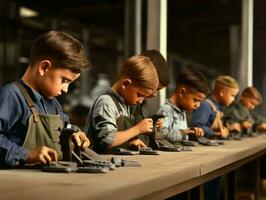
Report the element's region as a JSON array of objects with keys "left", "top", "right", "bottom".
[{"left": 157, "top": 99, "right": 187, "bottom": 143}]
